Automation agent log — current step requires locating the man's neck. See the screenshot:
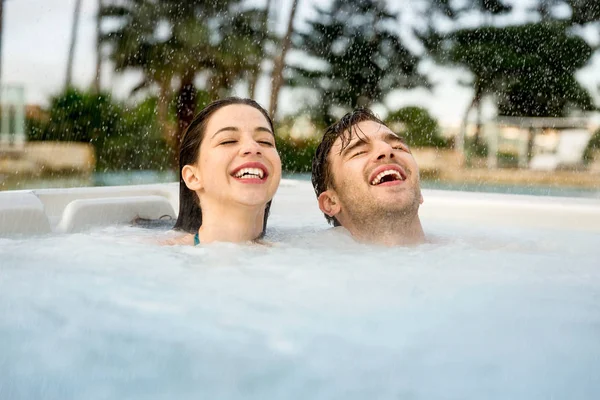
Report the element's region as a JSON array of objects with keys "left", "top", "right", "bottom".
[
  {"left": 197, "top": 200, "right": 264, "bottom": 244},
  {"left": 342, "top": 213, "right": 426, "bottom": 246}
]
